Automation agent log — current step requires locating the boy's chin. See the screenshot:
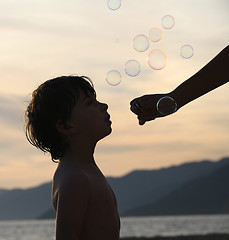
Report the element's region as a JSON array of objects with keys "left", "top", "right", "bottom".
[
  {"left": 107, "top": 128, "right": 112, "bottom": 136},
  {"left": 105, "top": 128, "right": 112, "bottom": 137},
  {"left": 99, "top": 128, "right": 112, "bottom": 141}
]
